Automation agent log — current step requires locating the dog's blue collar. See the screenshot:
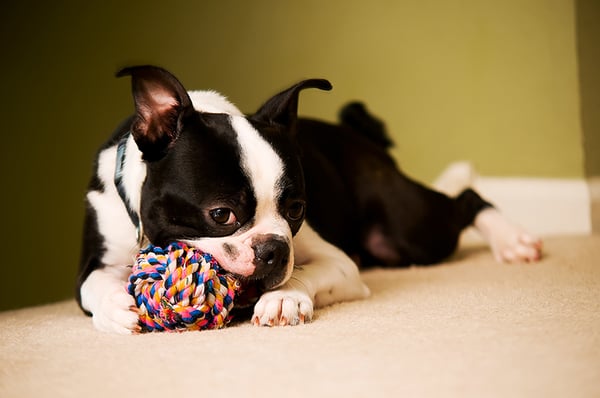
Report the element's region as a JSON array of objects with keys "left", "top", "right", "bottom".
[{"left": 114, "top": 133, "right": 144, "bottom": 245}]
